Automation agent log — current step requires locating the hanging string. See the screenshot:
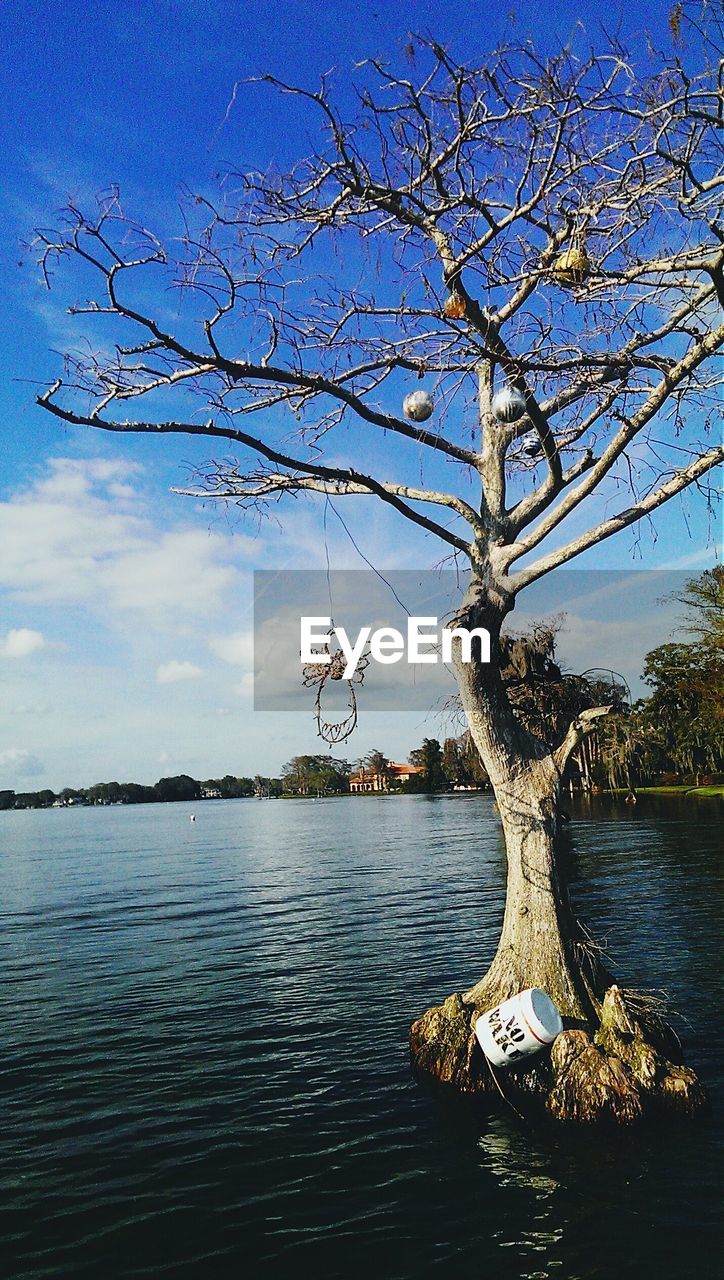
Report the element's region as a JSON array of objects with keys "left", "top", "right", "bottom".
[
  {"left": 325, "top": 496, "right": 410, "bottom": 615},
  {"left": 322, "top": 496, "right": 335, "bottom": 627},
  {"left": 483, "top": 1052, "right": 530, "bottom": 1125},
  {"left": 302, "top": 495, "right": 370, "bottom": 744}
]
